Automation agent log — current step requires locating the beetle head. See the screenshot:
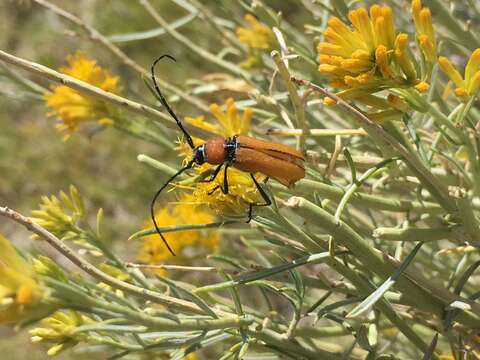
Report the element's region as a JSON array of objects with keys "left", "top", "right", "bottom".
[{"left": 192, "top": 145, "right": 206, "bottom": 165}]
